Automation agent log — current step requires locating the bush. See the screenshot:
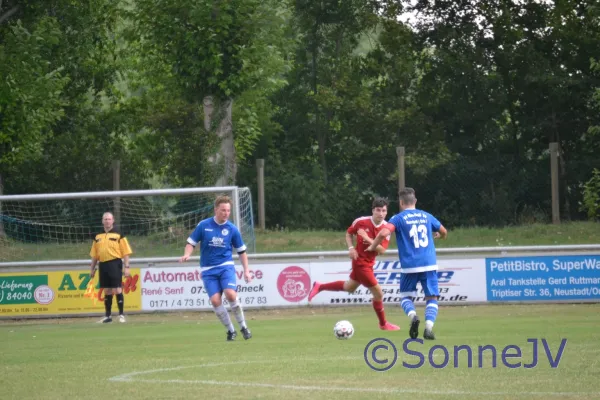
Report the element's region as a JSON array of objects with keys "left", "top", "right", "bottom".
[{"left": 579, "top": 168, "right": 600, "bottom": 220}]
